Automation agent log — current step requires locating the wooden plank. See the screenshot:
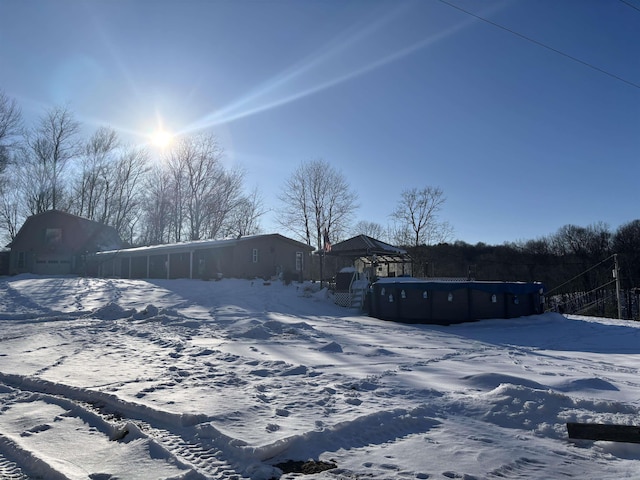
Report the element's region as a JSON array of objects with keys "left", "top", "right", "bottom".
[{"left": 567, "top": 423, "right": 640, "bottom": 443}]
